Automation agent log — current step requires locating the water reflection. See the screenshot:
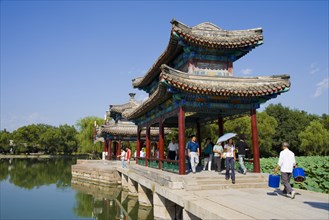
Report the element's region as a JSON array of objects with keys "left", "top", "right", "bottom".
[
  {"left": 0, "top": 158, "right": 153, "bottom": 220},
  {"left": 0, "top": 157, "right": 74, "bottom": 189},
  {"left": 72, "top": 180, "right": 154, "bottom": 220}
]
